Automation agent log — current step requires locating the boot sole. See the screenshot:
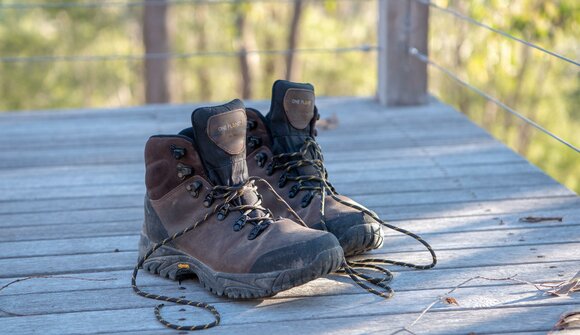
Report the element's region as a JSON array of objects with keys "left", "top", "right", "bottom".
[
  {"left": 339, "top": 222, "right": 384, "bottom": 257},
  {"left": 138, "top": 233, "right": 343, "bottom": 299}
]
